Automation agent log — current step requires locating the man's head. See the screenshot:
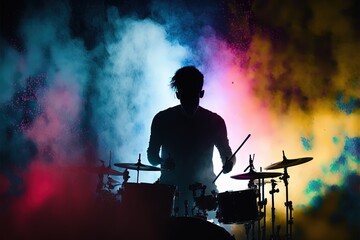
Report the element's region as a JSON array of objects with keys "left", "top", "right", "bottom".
[{"left": 170, "top": 66, "right": 204, "bottom": 115}]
